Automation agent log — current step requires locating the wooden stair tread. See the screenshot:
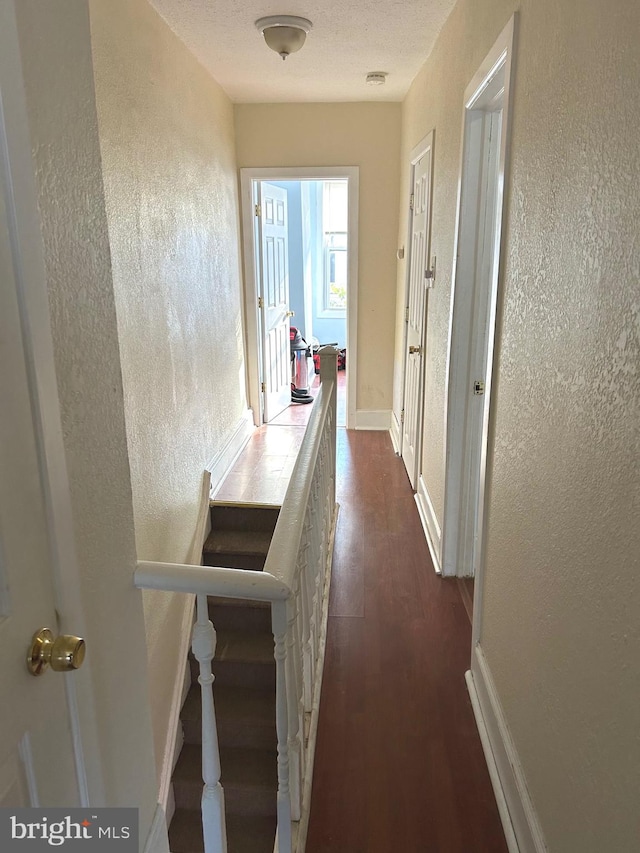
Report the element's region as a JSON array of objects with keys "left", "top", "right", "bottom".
[
  {"left": 209, "top": 503, "right": 280, "bottom": 533},
  {"left": 208, "top": 596, "right": 272, "bottom": 635},
  {"left": 203, "top": 529, "right": 272, "bottom": 558},
  {"left": 174, "top": 743, "right": 277, "bottom": 793},
  {"left": 215, "top": 630, "right": 275, "bottom": 664},
  {"left": 182, "top": 682, "right": 276, "bottom": 750},
  {"left": 169, "top": 809, "right": 276, "bottom": 853},
  {"left": 182, "top": 682, "right": 276, "bottom": 729},
  {"left": 208, "top": 595, "right": 270, "bottom": 610}
]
